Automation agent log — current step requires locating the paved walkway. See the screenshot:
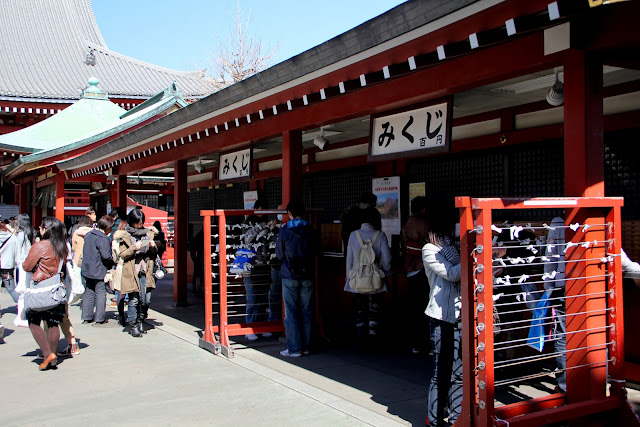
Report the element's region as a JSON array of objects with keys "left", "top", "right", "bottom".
[
  {"left": 3, "top": 277, "right": 639, "bottom": 426},
  {"left": 0, "top": 282, "right": 412, "bottom": 426}
]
